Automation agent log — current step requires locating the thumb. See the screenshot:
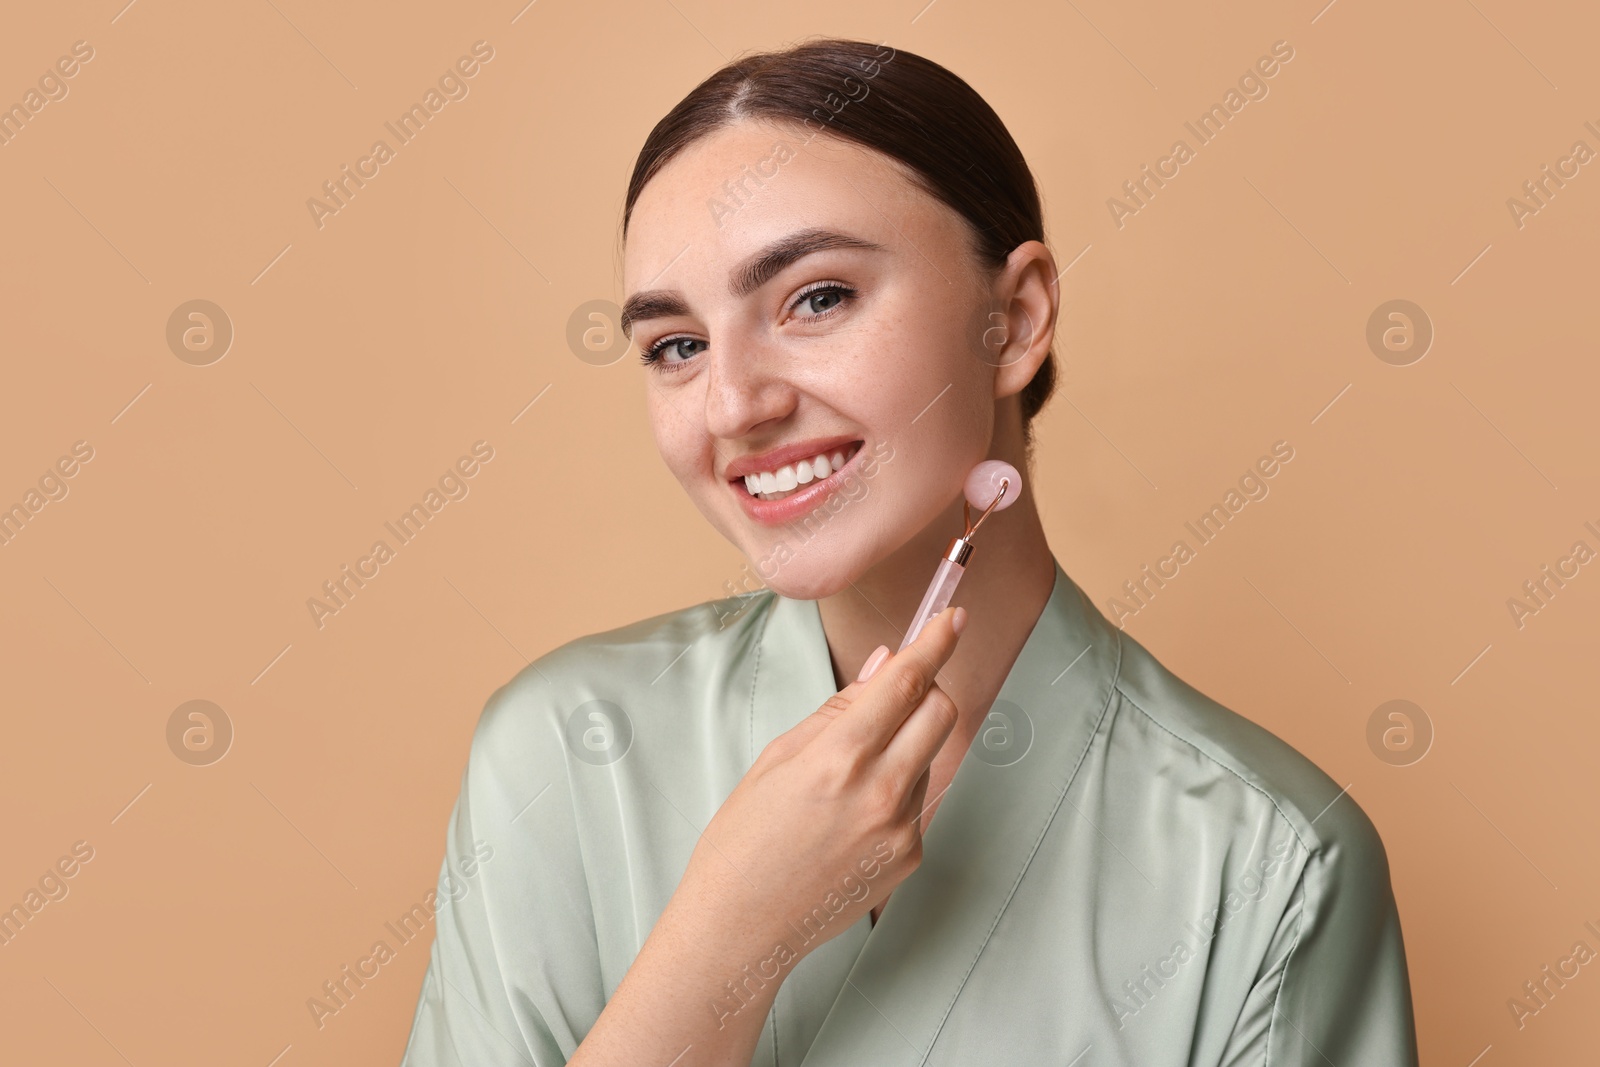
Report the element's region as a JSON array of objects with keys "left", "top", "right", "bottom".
[
  {"left": 814, "top": 642, "right": 890, "bottom": 722},
  {"left": 780, "top": 642, "right": 891, "bottom": 747}
]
